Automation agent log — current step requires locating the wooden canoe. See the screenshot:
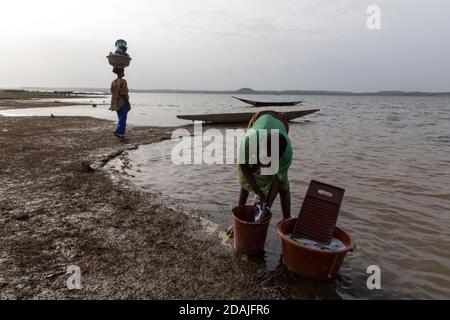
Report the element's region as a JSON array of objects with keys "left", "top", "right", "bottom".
[
  {"left": 233, "top": 96, "right": 304, "bottom": 107},
  {"left": 177, "top": 109, "right": 319, "bottom": 124}
]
